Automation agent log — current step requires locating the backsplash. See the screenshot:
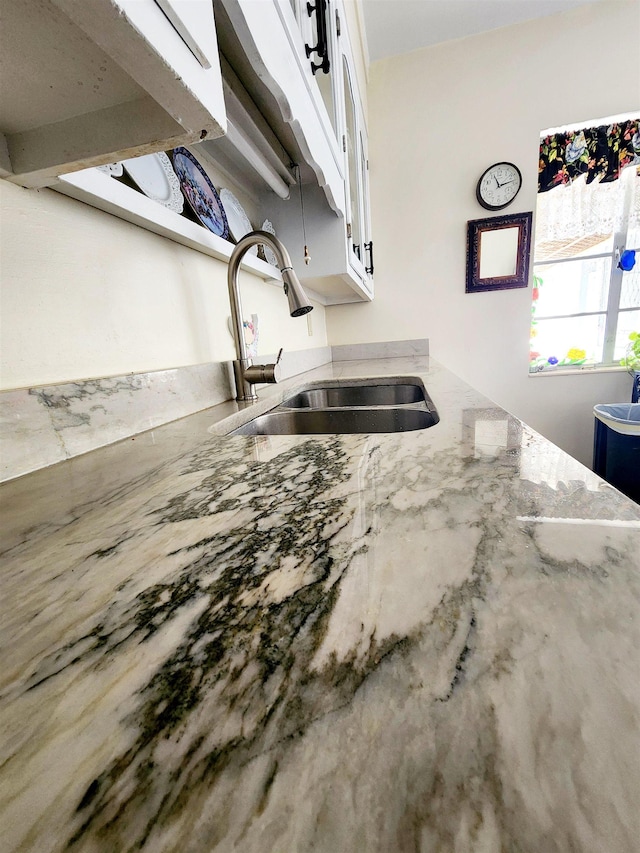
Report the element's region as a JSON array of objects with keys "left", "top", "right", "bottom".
[
  {"left": 0, "top": 342, "right": 428, "bottom": 481},
  {"left": 331, "top": 339, "right": 429, "bottom": 361},
  {"left": 1, "top": 363, "right": 227, "bottom": 482},
  {"left": 1, "top": 347, "right": 331, "bottom": 481}
]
